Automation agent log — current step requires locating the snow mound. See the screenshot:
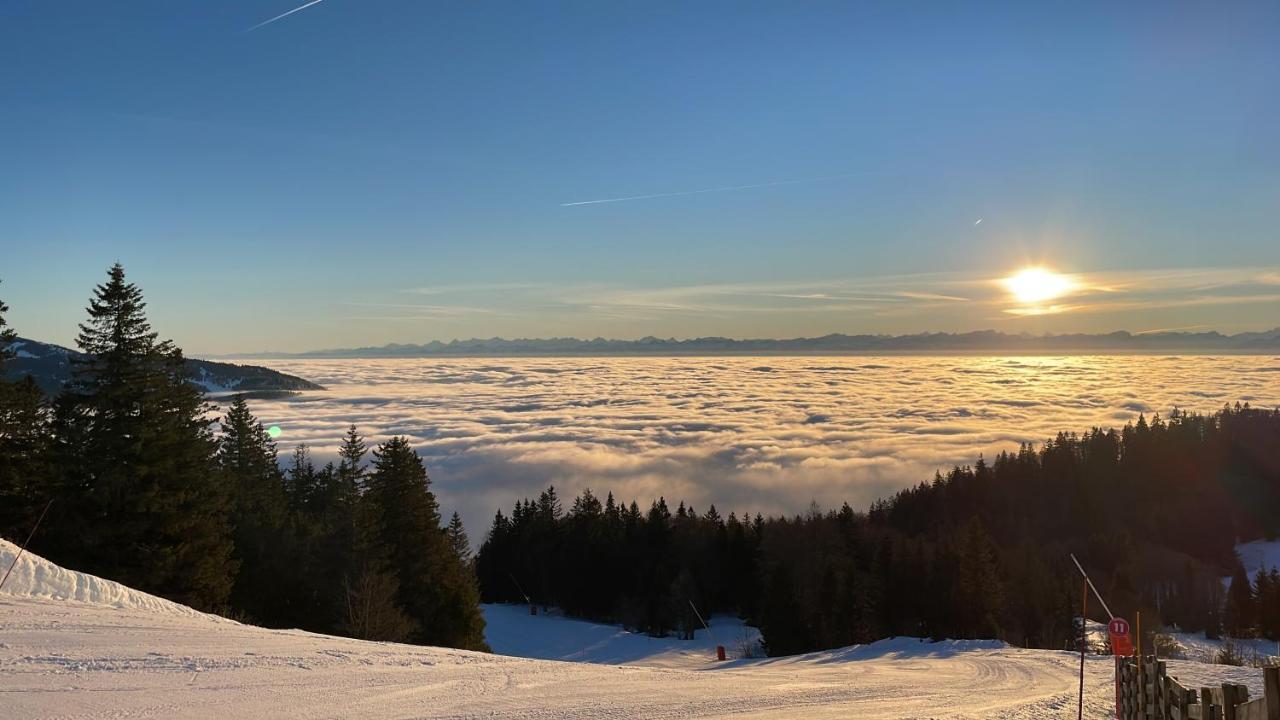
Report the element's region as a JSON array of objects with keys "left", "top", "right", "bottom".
[
  {"left": 0, "top": 538, "right": 215, "bottom": 619},
  {"left": 800, "top": 636, "right": 1008, "bottom": 661}
]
